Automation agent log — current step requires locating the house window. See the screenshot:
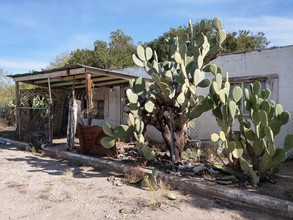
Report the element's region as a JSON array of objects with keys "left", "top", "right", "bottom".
[
  {"left": 77, "top": 87, "right": 109, "bottom": 119},
  {"left": 93, "top": 99, "right": 104, "bottom": 119},
  {"left": 229, "top": 75, "right": 278, "bottom": 115}
]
